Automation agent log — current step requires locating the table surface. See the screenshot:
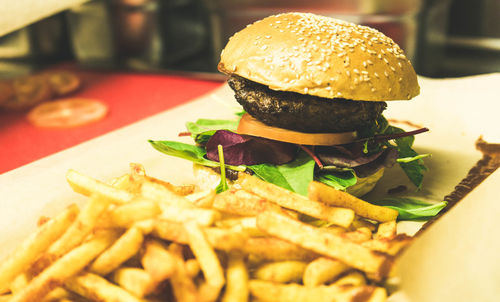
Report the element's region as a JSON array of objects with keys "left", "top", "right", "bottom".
[{"left": 0, "top": 68, "right": 223, "bottom": 174}]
